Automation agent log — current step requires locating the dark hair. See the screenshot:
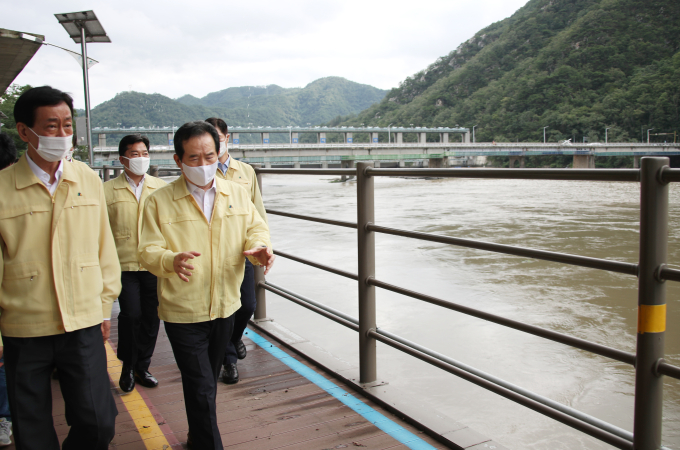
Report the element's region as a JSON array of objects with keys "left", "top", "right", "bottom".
[
  {"left": 13, "top": 86, "right": 74, "bottom": 127},
  {"left": 205, "top": 117, "right": 228, "bottom": 135},
  {"left": 174, "top": 121, "right": 219, "bottom": 160},
  {"left": 0, "top": 133, "right": 18, "bottom": 170},
  {"left": 118, "top": 134, "right": 150, "bottom": 156}
]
